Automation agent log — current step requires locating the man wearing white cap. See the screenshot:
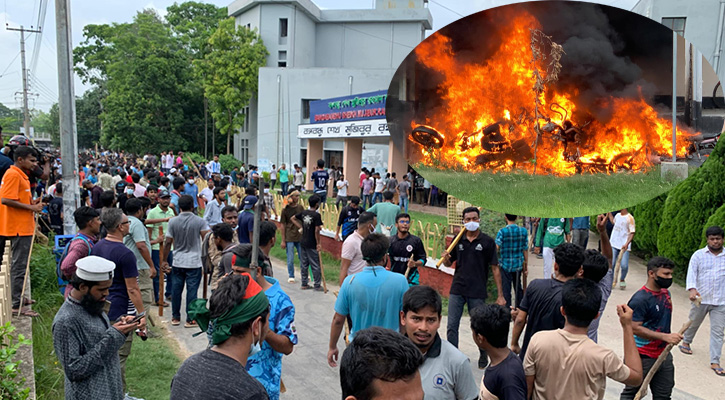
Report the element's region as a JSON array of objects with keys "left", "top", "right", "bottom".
[{"left": 52, "top": 256, "right": 141, "bottom": 400}]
